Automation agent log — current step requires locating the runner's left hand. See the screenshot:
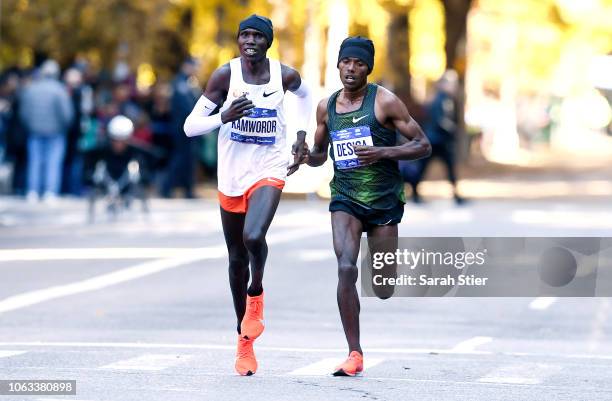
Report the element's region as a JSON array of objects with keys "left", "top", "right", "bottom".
[{"left": 355, "top": 145, "right": 384, "bottom": 166}]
